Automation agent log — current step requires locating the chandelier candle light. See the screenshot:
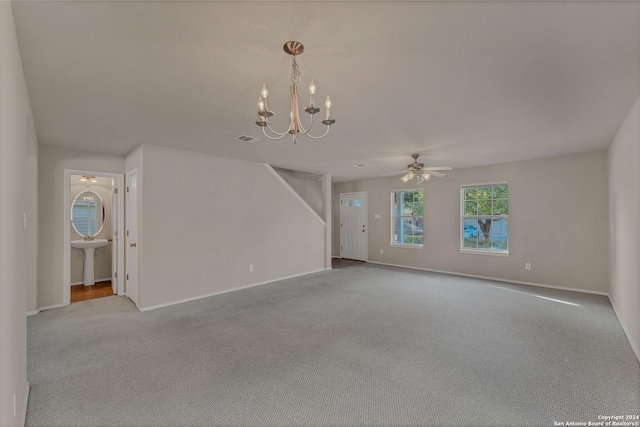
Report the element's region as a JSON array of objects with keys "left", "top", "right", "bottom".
[{"left": 256, "top": 41, "right": 335, "bottom": 144}]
